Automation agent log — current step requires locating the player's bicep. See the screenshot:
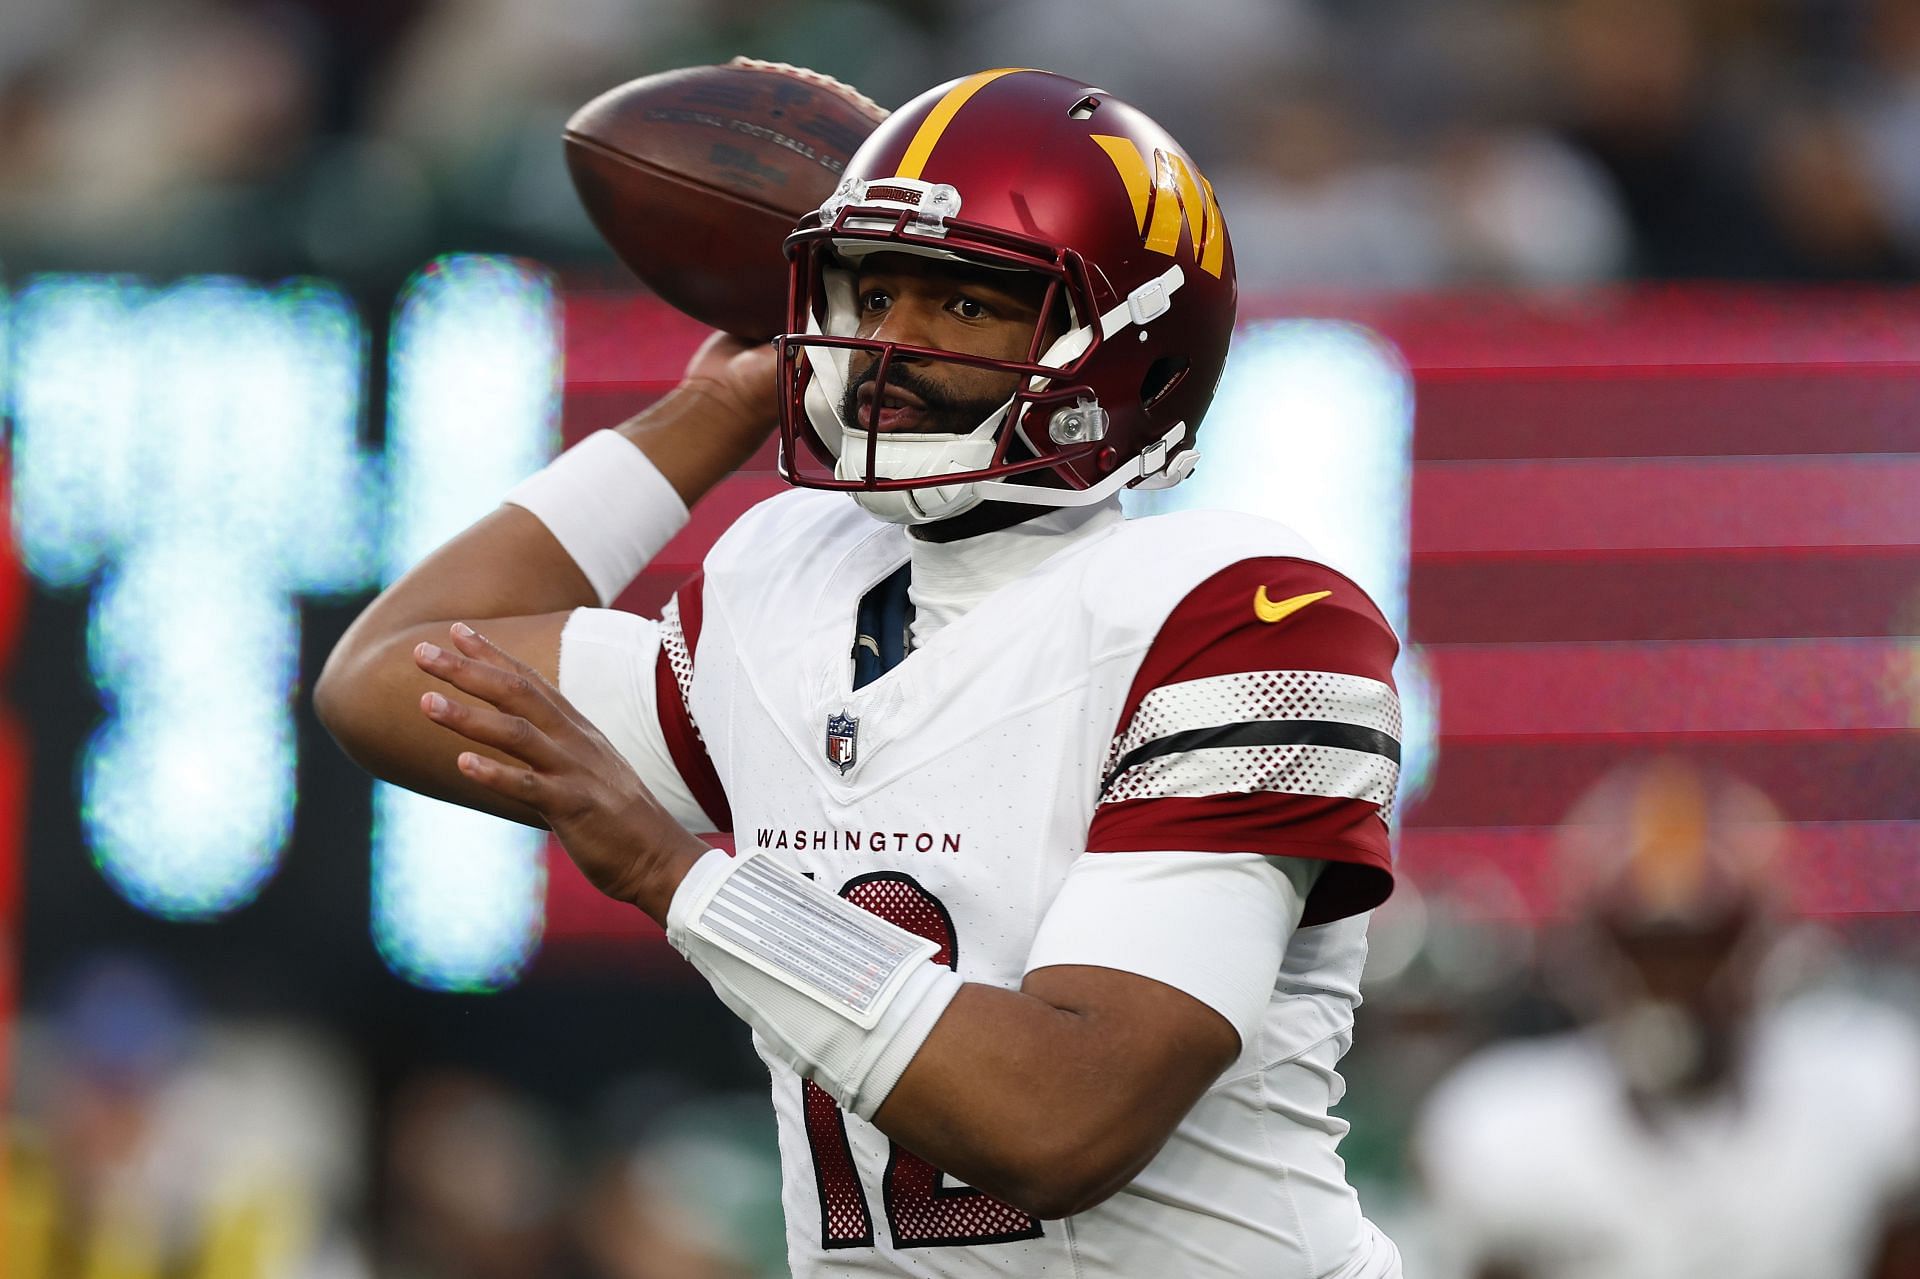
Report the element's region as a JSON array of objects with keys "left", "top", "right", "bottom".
[
  {"left": 1016, "top": 961, "right": 1240, "bottom": 1139},
  {"left": 557, "top": 607, "right": 717, "bottom": 833}
]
